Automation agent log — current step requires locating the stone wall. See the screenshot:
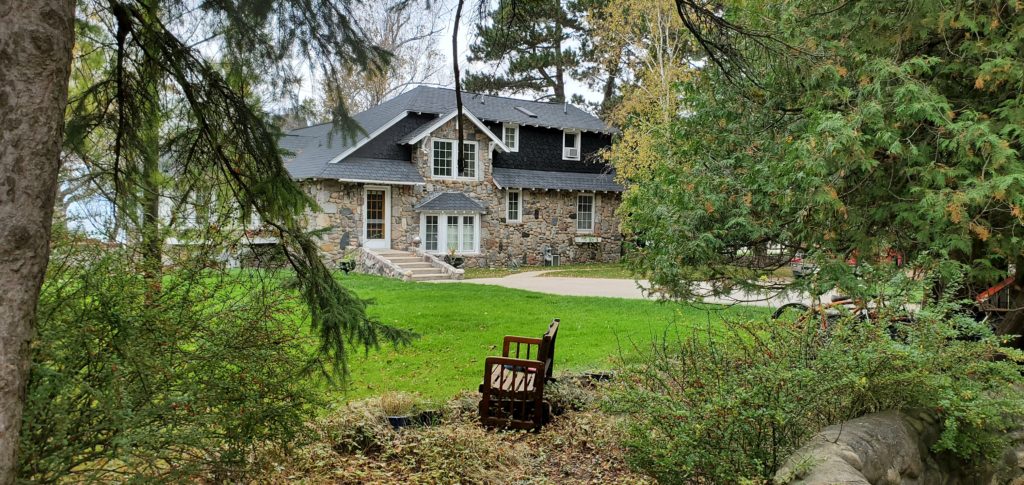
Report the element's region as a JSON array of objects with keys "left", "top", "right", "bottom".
[{"left": 301, "top": 114, "right": 623, "bottom": 268}]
